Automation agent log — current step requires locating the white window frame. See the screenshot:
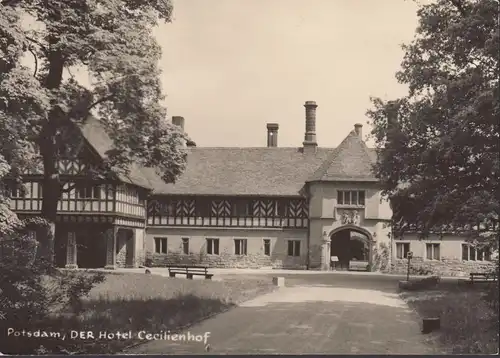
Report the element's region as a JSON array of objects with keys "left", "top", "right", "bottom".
[
  {"left": 206, "top": 238, "right": 220, "bottom": 255},
  {"left": 425, "top": 243, "right": 440, "bottom": 261},
  {"left": 396, "top": 242, "right": 410, "bottom": 259},
  {"left": 154, "top": 237, "right": 168, "bottom": 254},
  {"left": 234, "top": 238, "right": 248, "bottom": 256},
  {"left": 337, "top": 190, "right": 366, "bottom": 206},
  {"left": 263, "top": 239, "right": 271, "bottom": 256},
  {"left": 462, "top": 243, "right": 491, "bottom": 262},
  {"left": 182, "top": 237, "right": 190, "bottom": 255},
  {"left": 287, "top": 240, "right": 301, "bottom": 257}
]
